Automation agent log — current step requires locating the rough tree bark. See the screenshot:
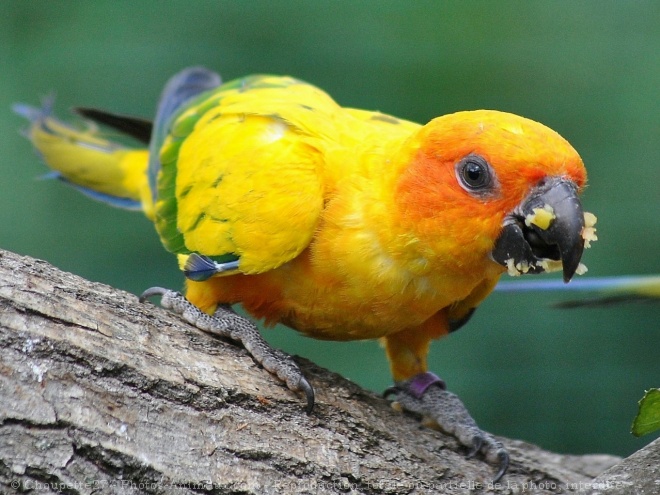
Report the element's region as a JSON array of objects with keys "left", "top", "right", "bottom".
[{"left": 0, "top": 248, "right": 656, "bottom": 494}]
